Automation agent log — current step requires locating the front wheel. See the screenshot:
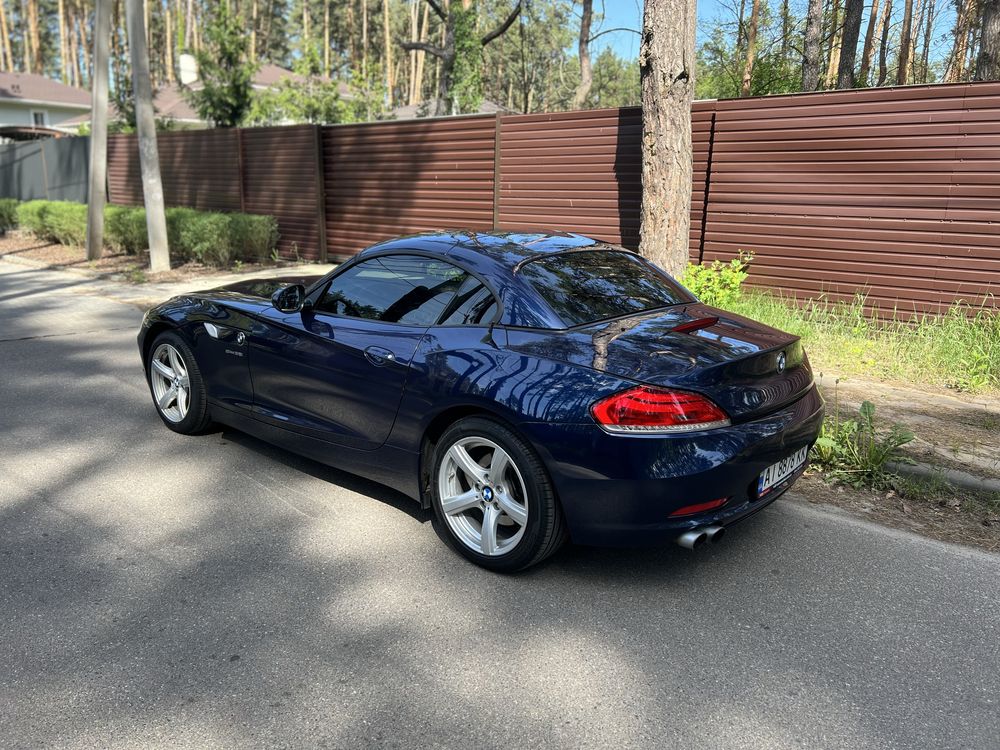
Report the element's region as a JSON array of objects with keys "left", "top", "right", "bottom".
[
  {"left": 146, "top": 330, "right": 211, "bottom": 434},
  {"left": 431, "top": 417, "right": 567, "bottom": 572}
]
